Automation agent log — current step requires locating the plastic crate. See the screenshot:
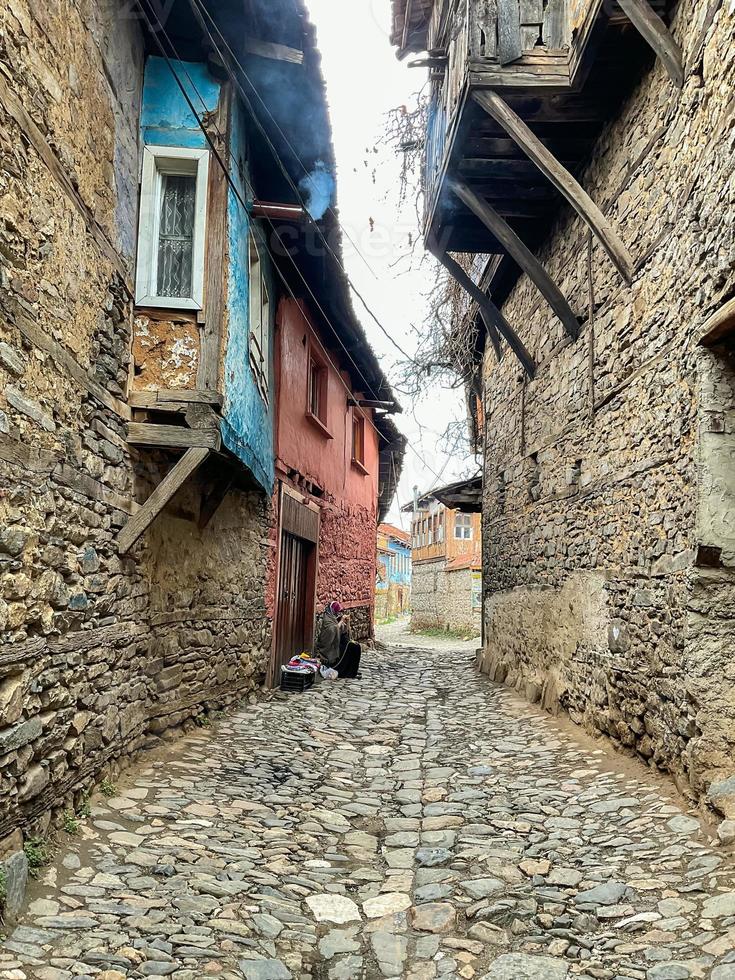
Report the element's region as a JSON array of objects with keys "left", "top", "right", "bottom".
[{"left": 280, "top": 667, "right": 316, "bottom": 693}]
